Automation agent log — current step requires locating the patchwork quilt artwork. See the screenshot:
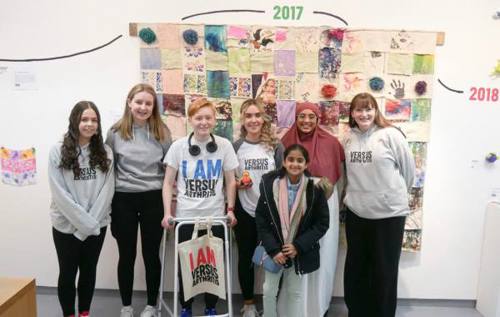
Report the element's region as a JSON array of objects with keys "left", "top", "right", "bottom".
[
  {"left": 0, "top": 147, "right": 37, "bottom": 186},
  {"left": 136, "top": 24, "right": 437, "bottom": 251}
]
